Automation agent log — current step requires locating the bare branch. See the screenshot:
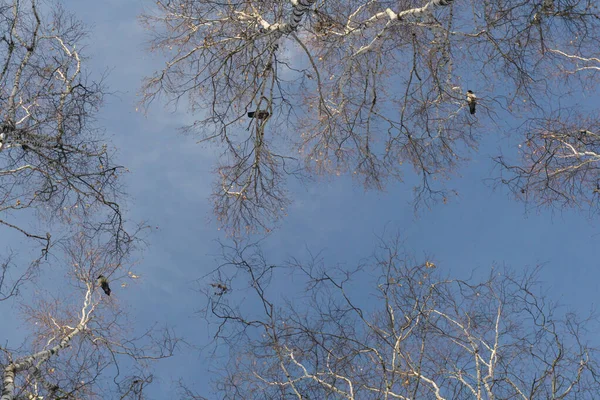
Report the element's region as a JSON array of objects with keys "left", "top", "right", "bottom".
[{"left": 193, "top": 236, "right": 600, "bottom": 399}]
